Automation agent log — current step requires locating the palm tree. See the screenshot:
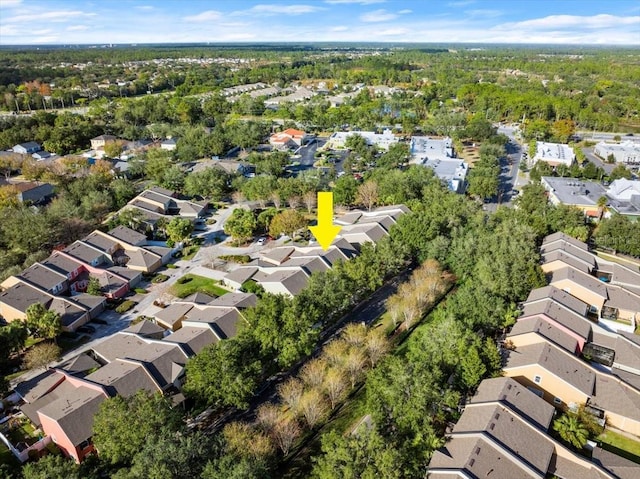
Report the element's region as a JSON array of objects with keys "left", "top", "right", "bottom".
[
  {"left": 553, "top": 414, "right": 589, "bottom": 449},
  {"left": 597, "top": 196, "right": 608, "bottom": 221}
]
